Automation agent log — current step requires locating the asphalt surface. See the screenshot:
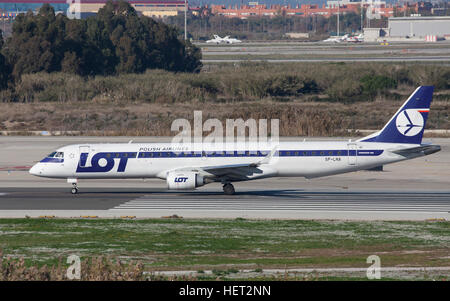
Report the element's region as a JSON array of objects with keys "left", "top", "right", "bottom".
[
  {"left": 200, "top": 41, "right": 450, "bottom": 63},
  {"left": 0, "top": 187, "right": 449, "bottom": 220},
  {"left": 202, "top": 56, "right": 450, "bottom": 63},
  {"left": 0, "top": 187, "right": 449, "bottom": 211}
]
